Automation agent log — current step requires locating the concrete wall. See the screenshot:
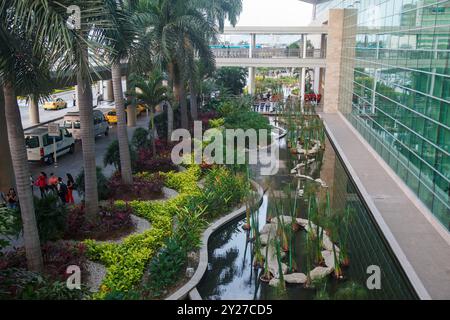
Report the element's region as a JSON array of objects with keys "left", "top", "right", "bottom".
[{"left": 323, "top": 9, "right": 356, "bottom": 113}]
